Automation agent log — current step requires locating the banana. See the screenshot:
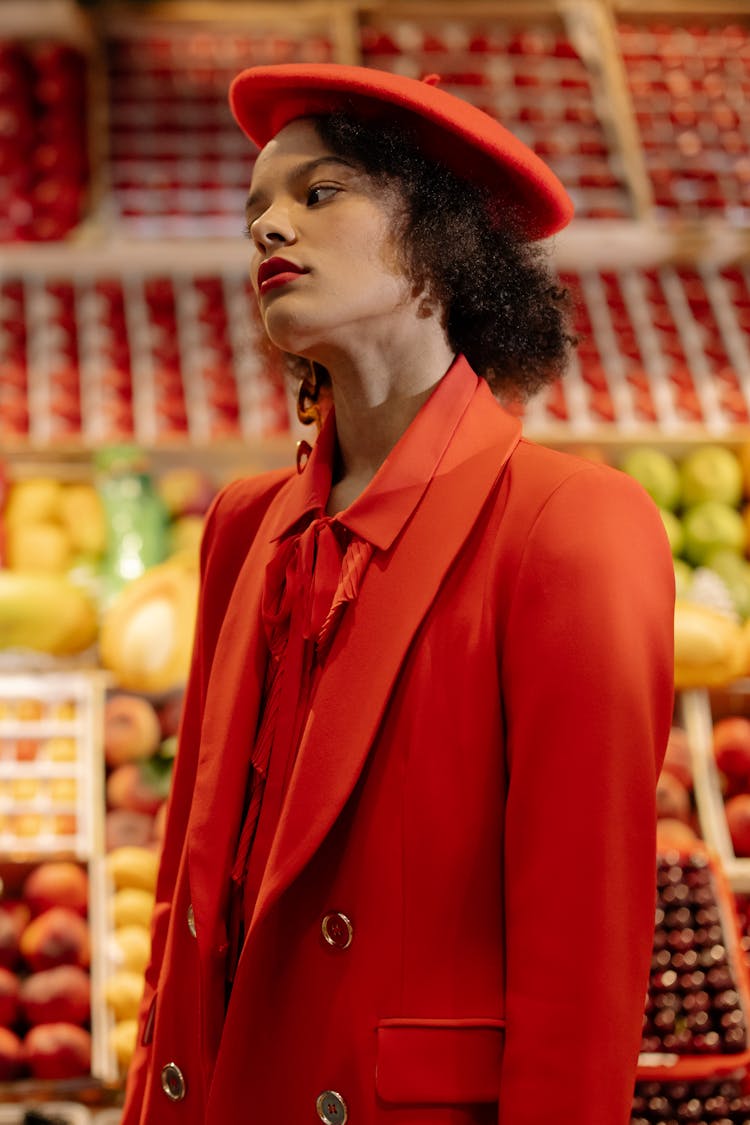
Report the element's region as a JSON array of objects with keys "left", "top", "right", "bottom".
[{"left": 0, "top": 572, "right": 99, "bottom": 655}]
